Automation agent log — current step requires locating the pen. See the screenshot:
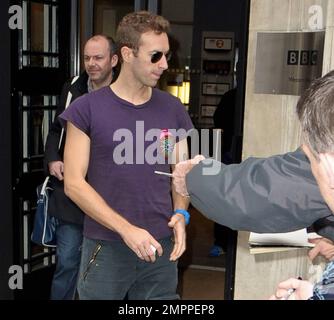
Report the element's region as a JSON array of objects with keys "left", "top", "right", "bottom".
[
  {"left": 280, "top": 277, "right": 303, "bottom": 300},
  {"left": 280, "top": 288, "right": 295, "bottom": 300},
  {"left": 154, "top": 170, "right": 173, "bottom": 177}
]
